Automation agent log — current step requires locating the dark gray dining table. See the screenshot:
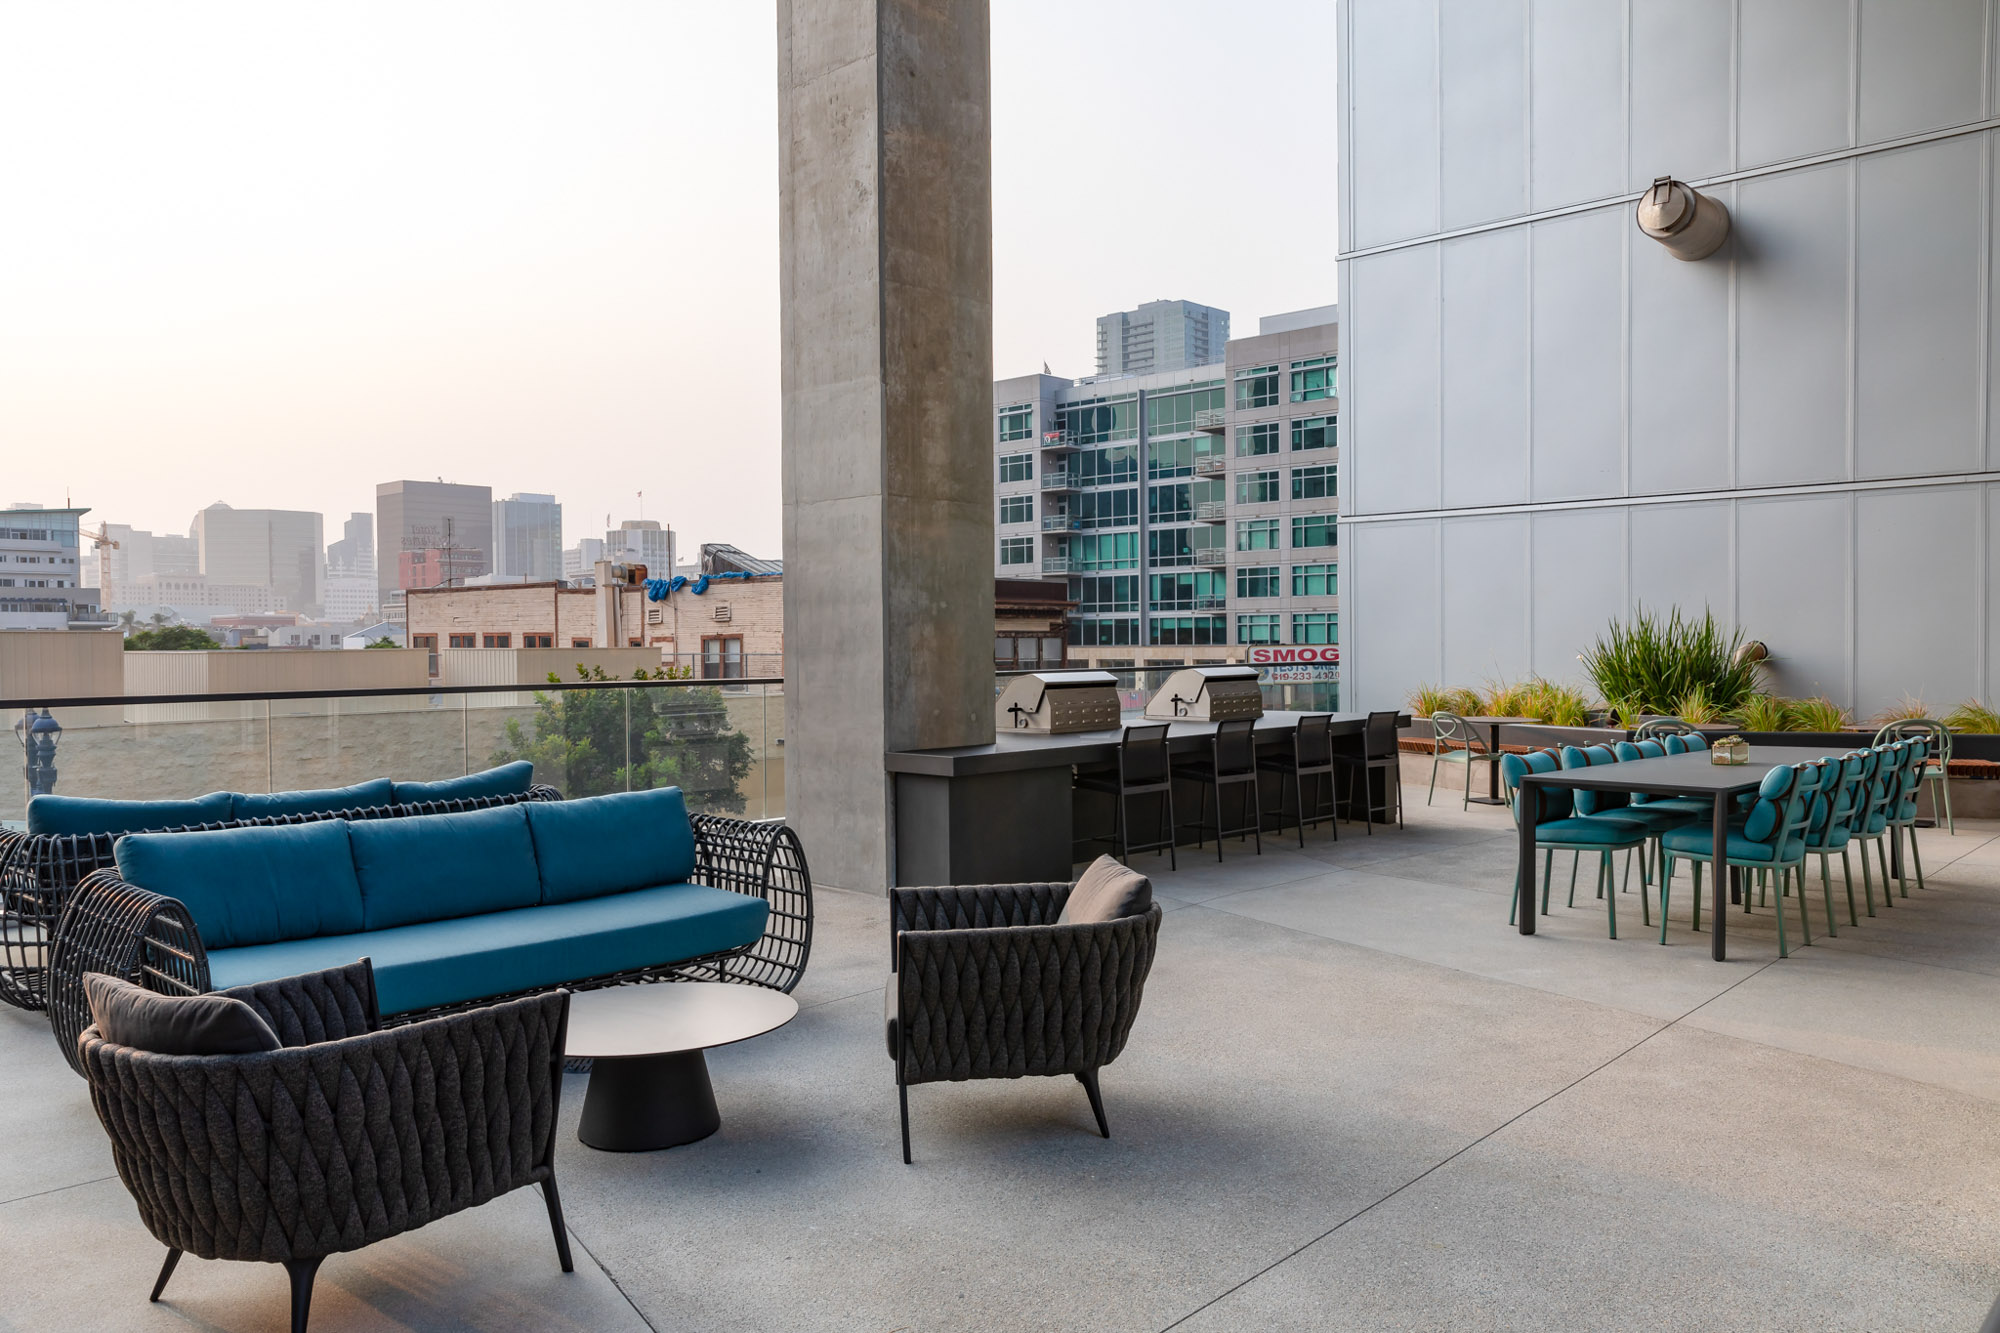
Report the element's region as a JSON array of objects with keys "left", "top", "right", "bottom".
[{"left": 1514, "top": 745, "right": 1851, "bottom": 961}]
